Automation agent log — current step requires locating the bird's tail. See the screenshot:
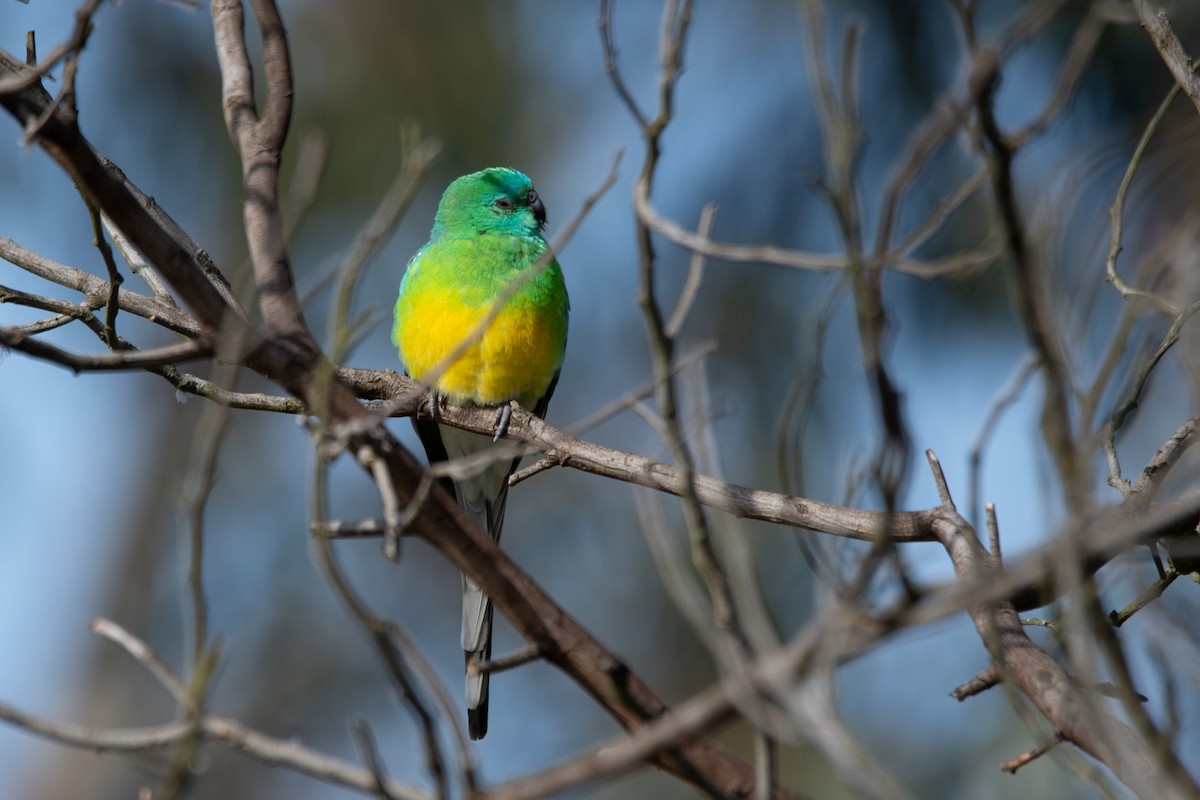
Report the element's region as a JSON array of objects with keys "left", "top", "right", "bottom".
[
  {"left": 440, "top": 424, "right": 513, "bottom": 740},
  {"left": 463, "top": 574, "right": 493, "bottom": 740},
  {"left": 460, "top": 491, "right": 505, "bottom": 740}
]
